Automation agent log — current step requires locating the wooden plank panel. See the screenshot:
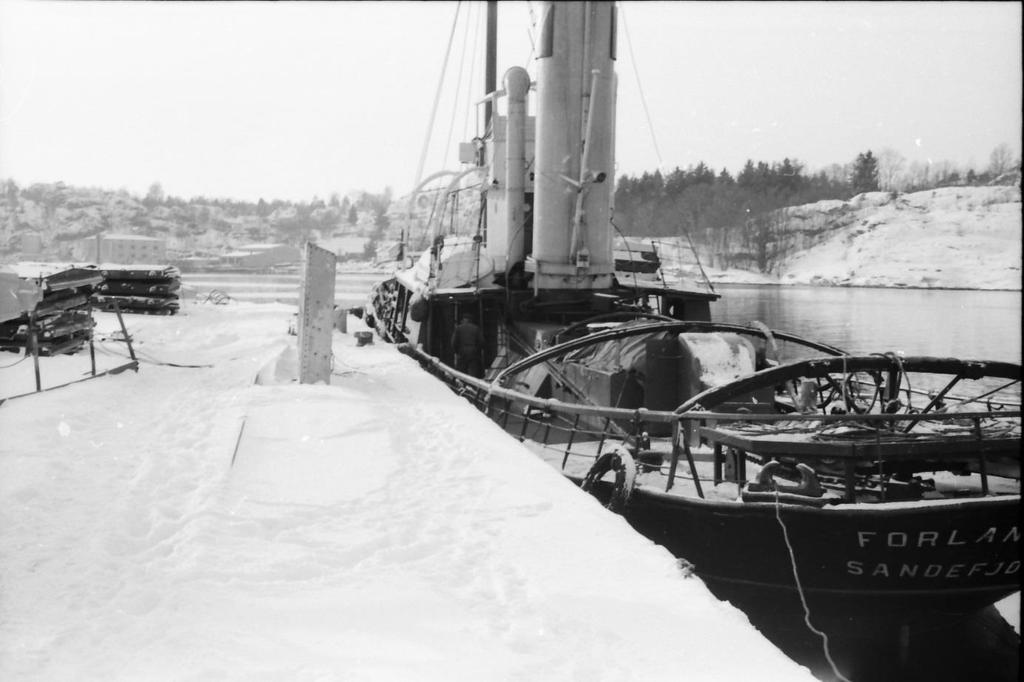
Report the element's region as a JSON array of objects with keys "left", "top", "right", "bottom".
[{"left": 297, "top": 242, "right": 337, "bottom": 384}]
